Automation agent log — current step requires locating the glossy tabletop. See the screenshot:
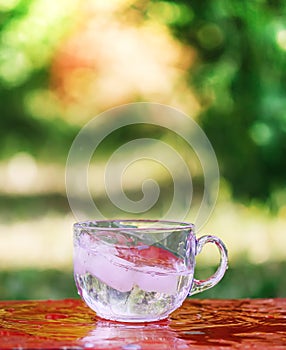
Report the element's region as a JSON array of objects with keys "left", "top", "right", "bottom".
[{"left": 0, "top": 298, "right": 285, "bottom": 349}]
